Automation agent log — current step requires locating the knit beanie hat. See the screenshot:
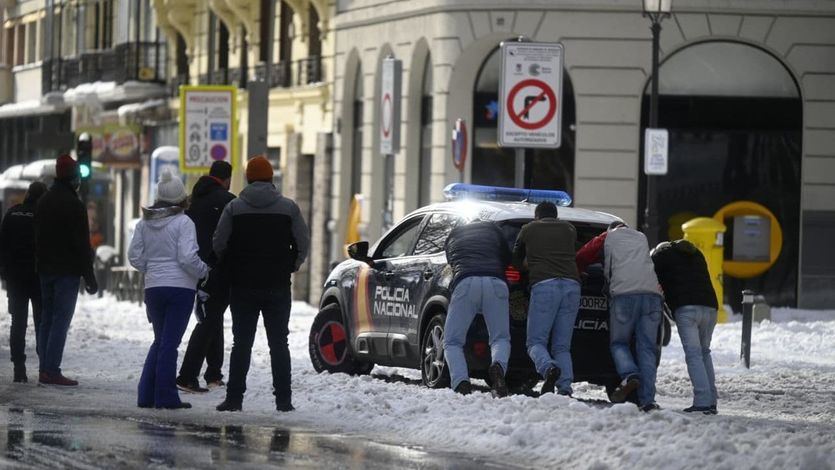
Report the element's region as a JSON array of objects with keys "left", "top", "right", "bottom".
[
  {"left": 156, "top": 169, "right": 187, "bottom": 204},
  {"left": 210, "top": 160, "right": 233, "bottom": 180},
  {"left": 246, "top": 156, "right": 273, "bottom": 183},
  {"left": 55, "top": 154, "right": 79, "bottom": 180}
]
